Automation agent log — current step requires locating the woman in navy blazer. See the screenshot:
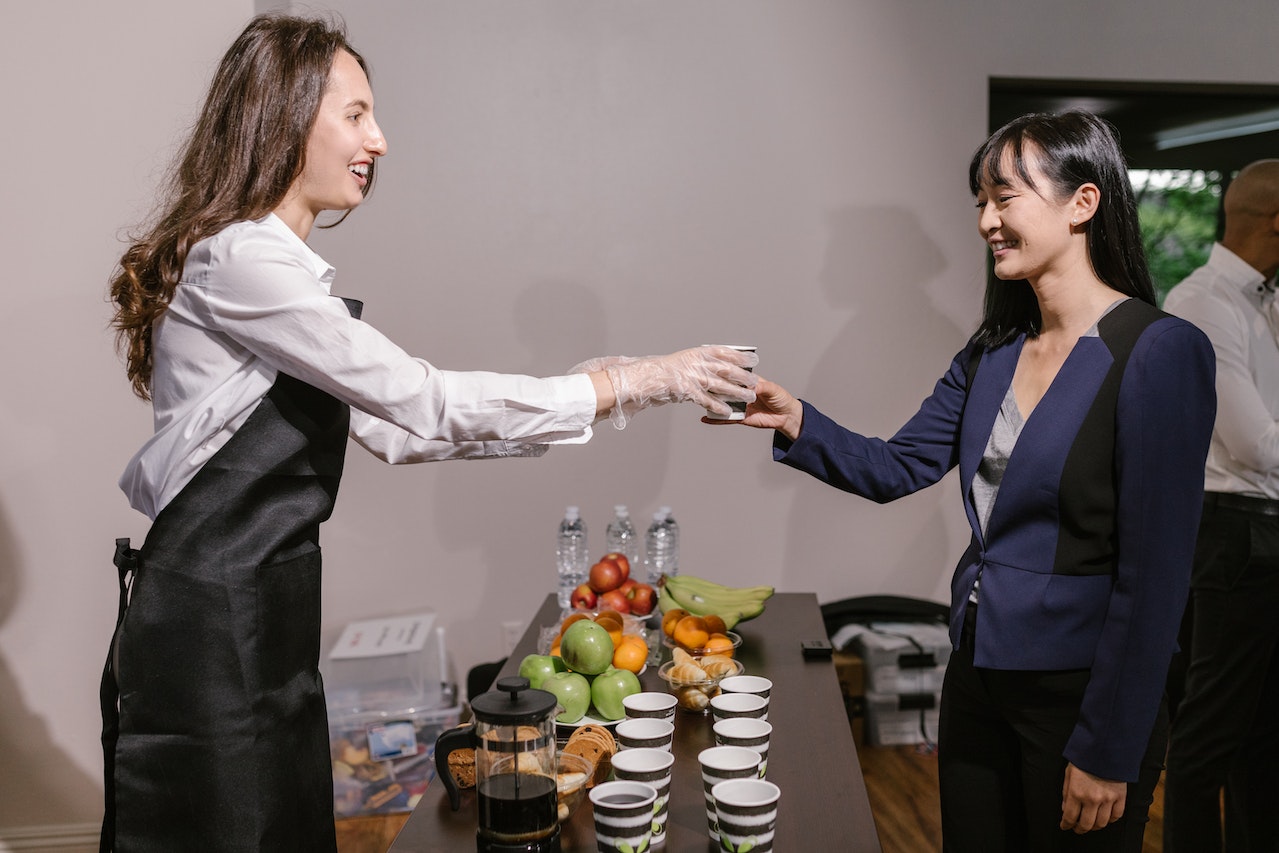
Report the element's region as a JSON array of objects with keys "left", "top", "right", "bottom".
[{"left": 727, "top": 112, "right": 1215, "bottom": 851}]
